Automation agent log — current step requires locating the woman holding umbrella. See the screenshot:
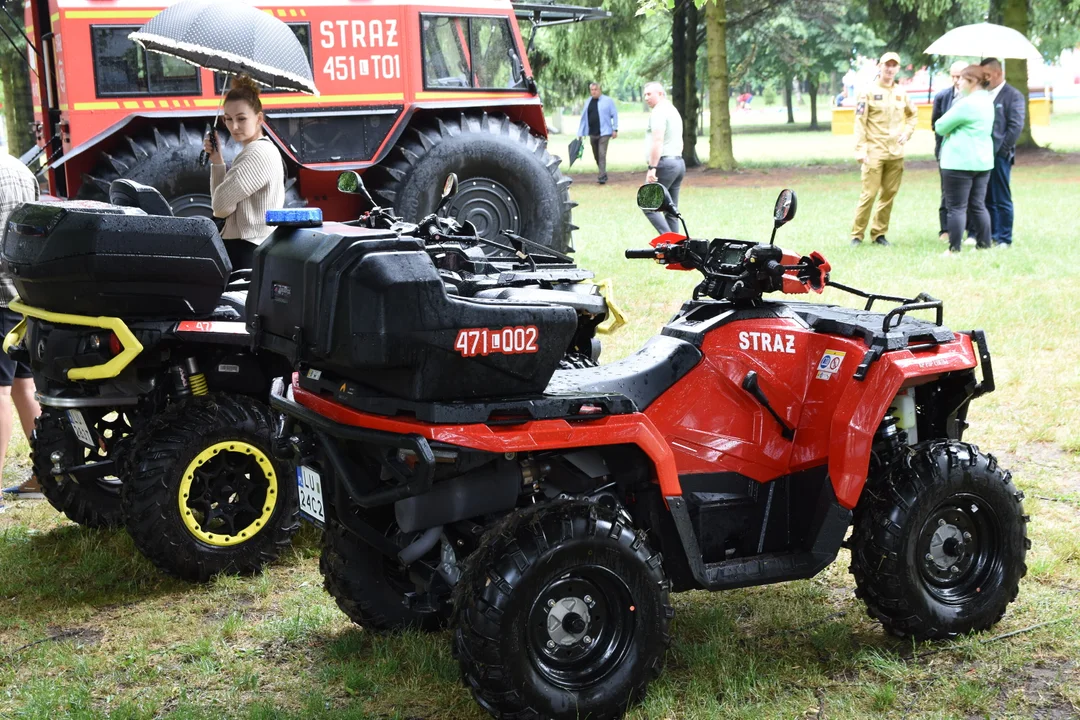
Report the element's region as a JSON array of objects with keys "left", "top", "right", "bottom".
[
  {"left": 202, "top": 75, "right": 285, "bottom": 270},
  {"left": 935, "top": 64, "right": 995, "bottom": 256}
]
